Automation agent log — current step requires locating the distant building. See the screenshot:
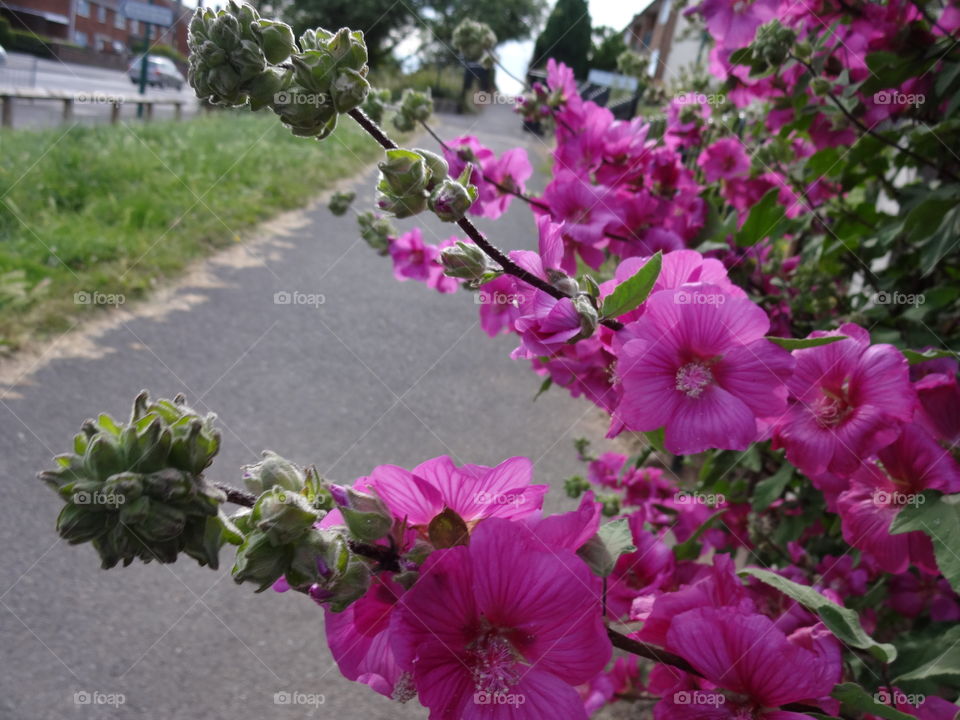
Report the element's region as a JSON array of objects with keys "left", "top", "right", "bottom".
[
  {"left": 1, "top": 0, "right": 190, "bottom": 57},
  {"left": 624, "top": 0, "right": 707, "bottom": 84}
]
